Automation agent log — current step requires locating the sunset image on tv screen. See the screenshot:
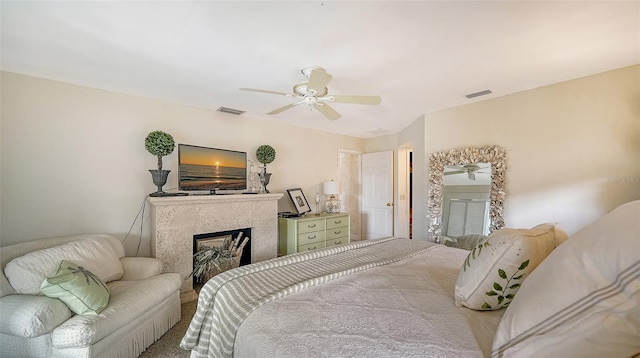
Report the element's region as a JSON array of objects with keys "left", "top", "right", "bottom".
[{"left": 178, "top": 145, "right": 246, "bottom": 190}]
